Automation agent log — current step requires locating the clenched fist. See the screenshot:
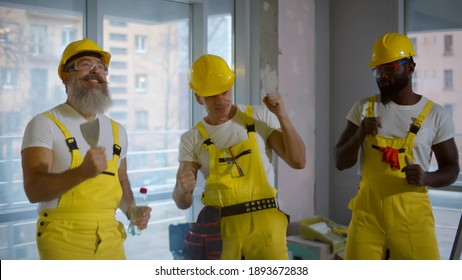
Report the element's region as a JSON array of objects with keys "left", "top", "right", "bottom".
[
  {"left": 359, "top": 116, "right": 382, "bottom": 139},
  {"left": 263, "top": 92, "right": 286, "bottom": 117},
  {"left": 401, "top": 155, "right": 427, "bottom": 186},
  {"left": 79, "top": 147, "right": 107, "bottom": 178}
]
